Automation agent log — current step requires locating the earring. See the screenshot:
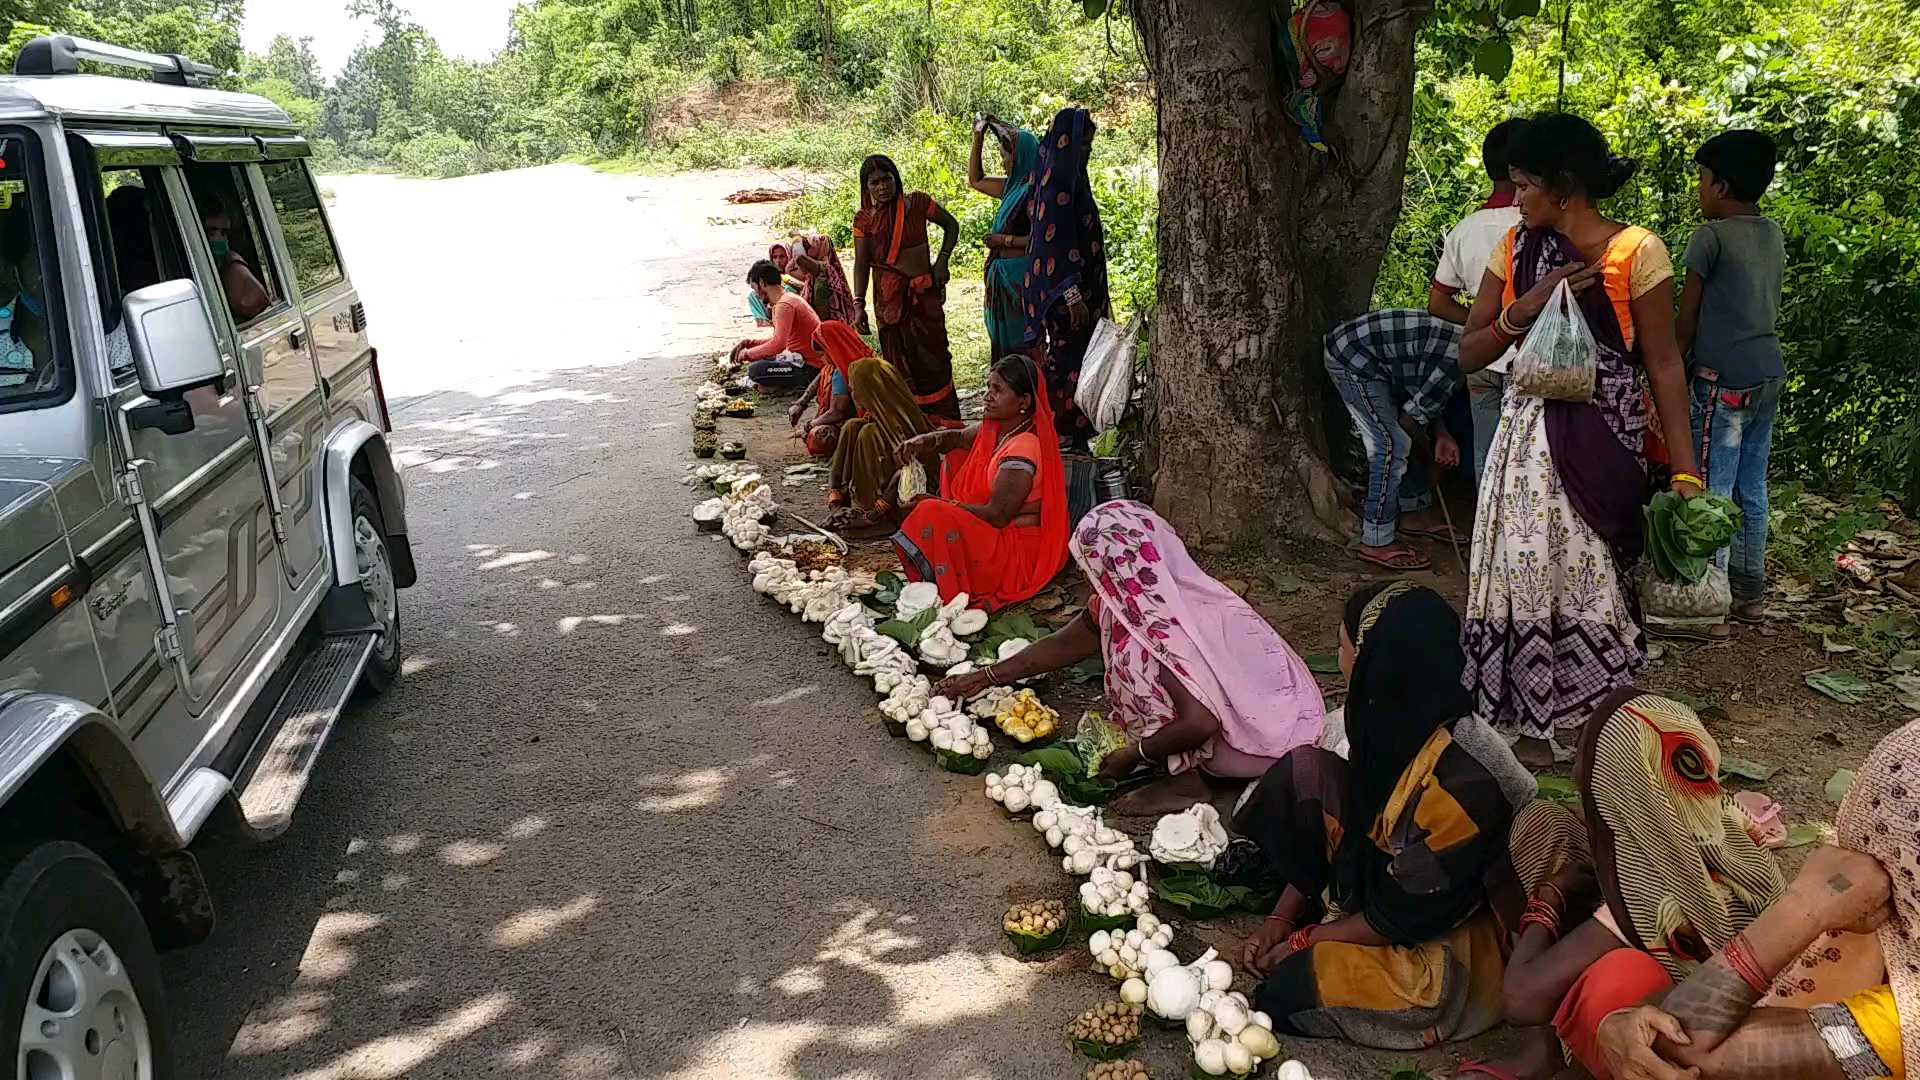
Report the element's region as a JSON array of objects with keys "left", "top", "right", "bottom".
[{"left": 1559, "top": 197, "right": 1569, "bottom": 210}]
